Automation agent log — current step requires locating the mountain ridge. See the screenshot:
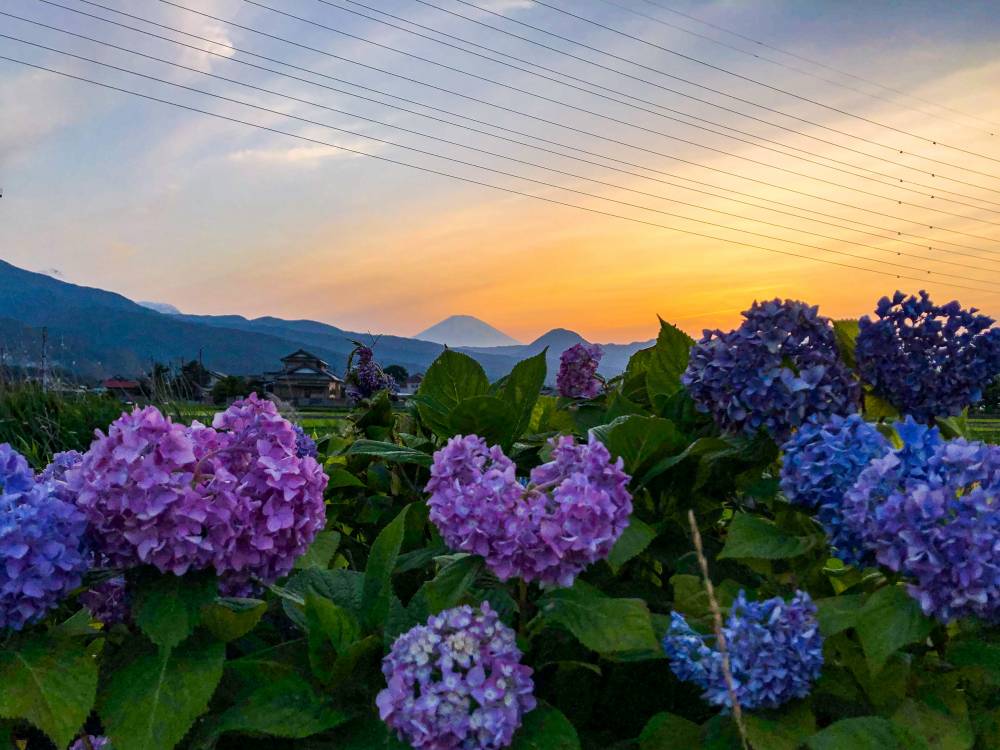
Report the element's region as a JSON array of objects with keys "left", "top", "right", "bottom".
[{"left": 415, "top": 315, "right": 521, "bottom": 348}]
